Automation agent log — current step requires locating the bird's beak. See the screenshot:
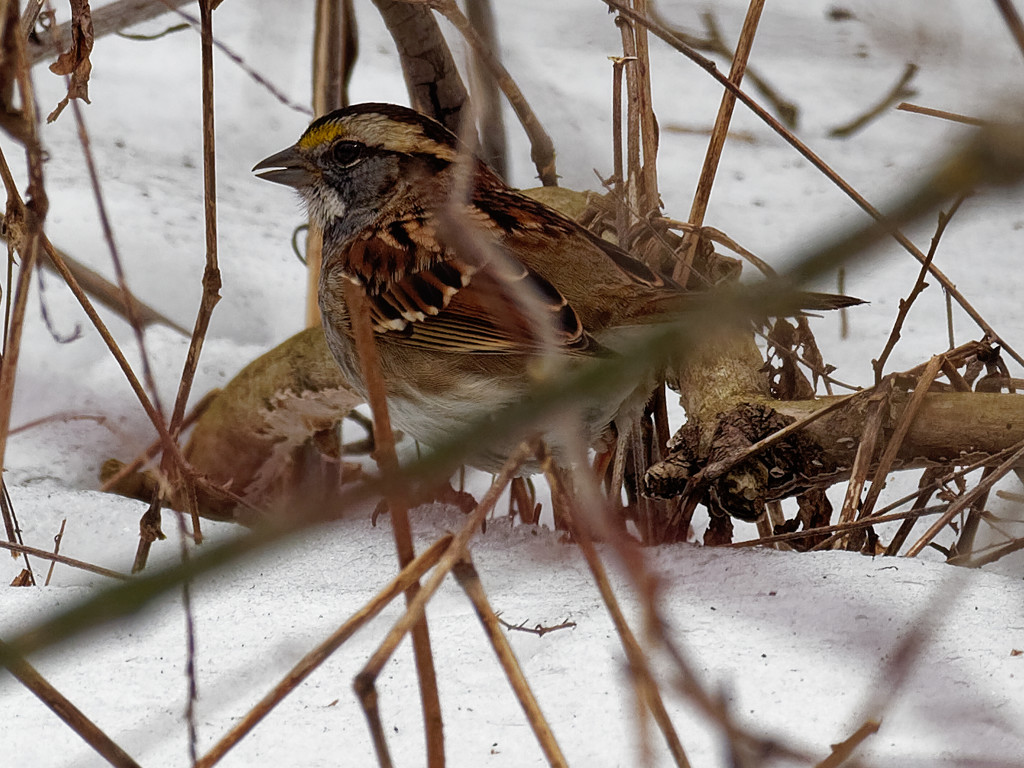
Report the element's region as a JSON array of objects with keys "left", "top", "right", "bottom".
[{"left": 252, "top": 146, "right": 313, "bottom": 187}]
